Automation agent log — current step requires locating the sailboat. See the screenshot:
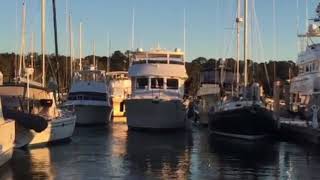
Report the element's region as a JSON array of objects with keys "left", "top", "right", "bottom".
[
  {"left": 0, "top": 0, "right": 75, "bottom": 147},
  {"left": 0, "top": 72, "right": 15, "bottom": 166},
  {"left": 208, "top": 0, "right": 276, "bottom": 140}
]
